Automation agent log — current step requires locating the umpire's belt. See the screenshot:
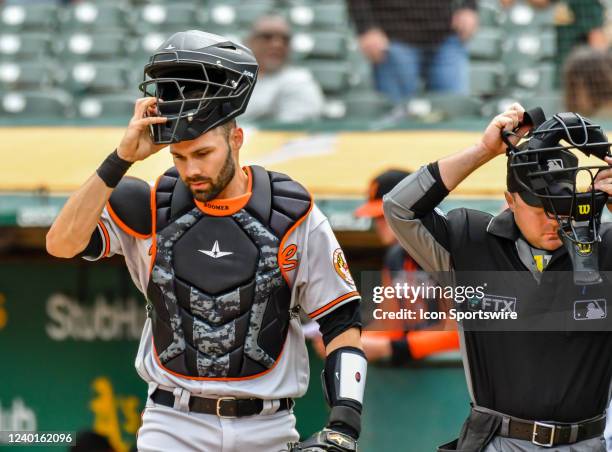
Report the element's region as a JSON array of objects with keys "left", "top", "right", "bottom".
[
  {"left": 473, "top": 405, "right": 606, "bottom": 447},
  {"left": 151, "top": 388, "right": 293, "bottom": 418}
]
